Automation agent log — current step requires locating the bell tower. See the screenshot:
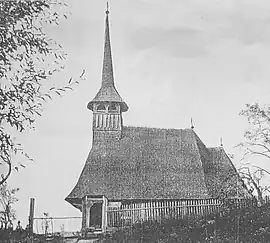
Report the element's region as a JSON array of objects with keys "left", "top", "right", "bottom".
[{"left": 87, "top": 5, "right": 128, "bottom": 135}]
